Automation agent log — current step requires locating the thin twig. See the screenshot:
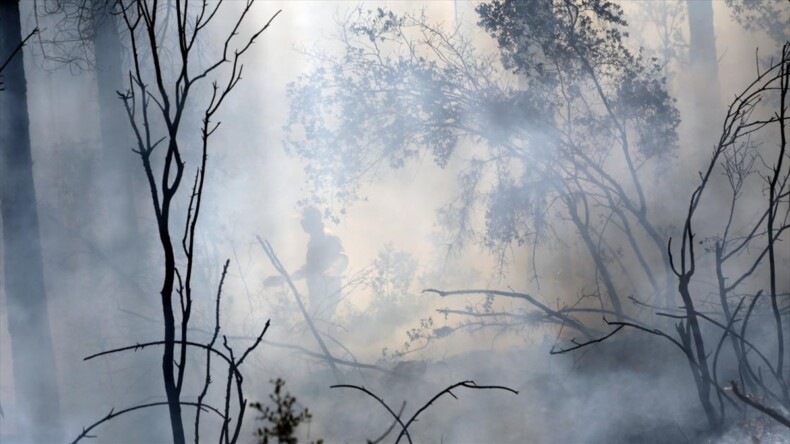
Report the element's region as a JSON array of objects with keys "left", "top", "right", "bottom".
[
  {"left": 71, "top": 401, "right": 225, "bottom": 444},
  {"left": 550, "top": 325, "right": 625, "bottom": 354}
]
